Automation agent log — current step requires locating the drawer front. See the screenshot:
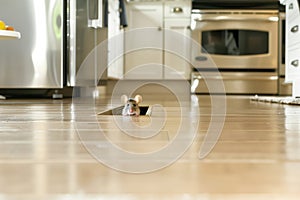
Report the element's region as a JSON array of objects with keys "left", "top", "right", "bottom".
[
  {"left": 286, "top": 46, "right": 300, "bottom": 82},
  {"left": 287, "top": 0, "right": 300, "bottom": 21},
  {"left": 286, "top": 0, "right": 300, "bottom": 46},
  {"left": 191, "top": 72, "right": 278, "bottom": 94},
  {"left": 287, "top": 16, "right": 300, "bottom": 46},
  {"left": 164, "top": 1, "right": 191, "bottom": 18}
]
